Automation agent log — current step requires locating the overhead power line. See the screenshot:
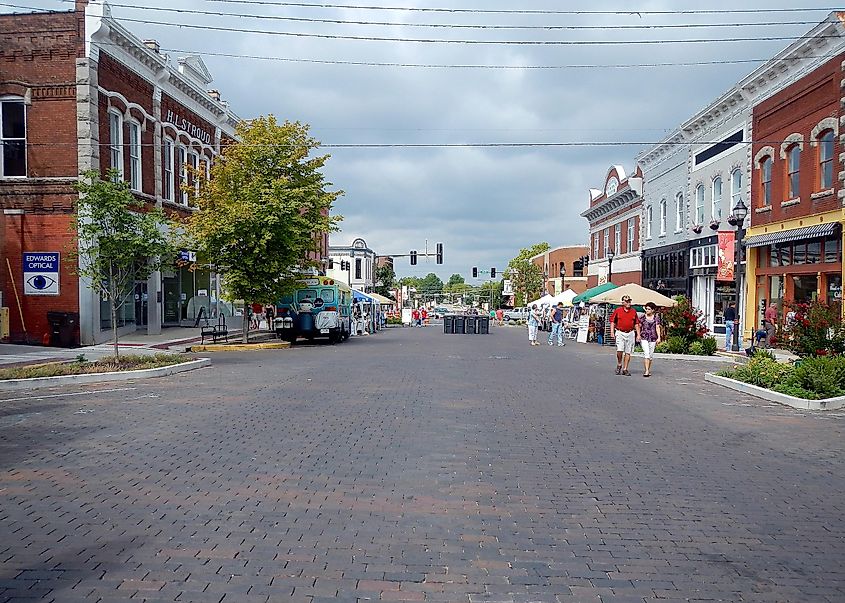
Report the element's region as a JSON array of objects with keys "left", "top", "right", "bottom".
[
  {"left": 83, "top": 14, "right": 845, "bottom": 46},
  {"left": 46, "top": 1, "right": 825, "bottom": 32},
  {"left": 200, "top": 1, "right": 841, "bottom": 17}
]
